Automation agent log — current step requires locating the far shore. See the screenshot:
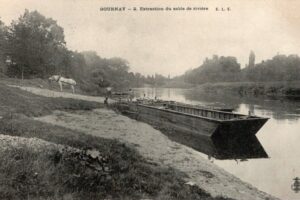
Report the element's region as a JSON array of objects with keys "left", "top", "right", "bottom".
[{"left": 156, "top": 81, "right": 300, "bottom": 98}]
